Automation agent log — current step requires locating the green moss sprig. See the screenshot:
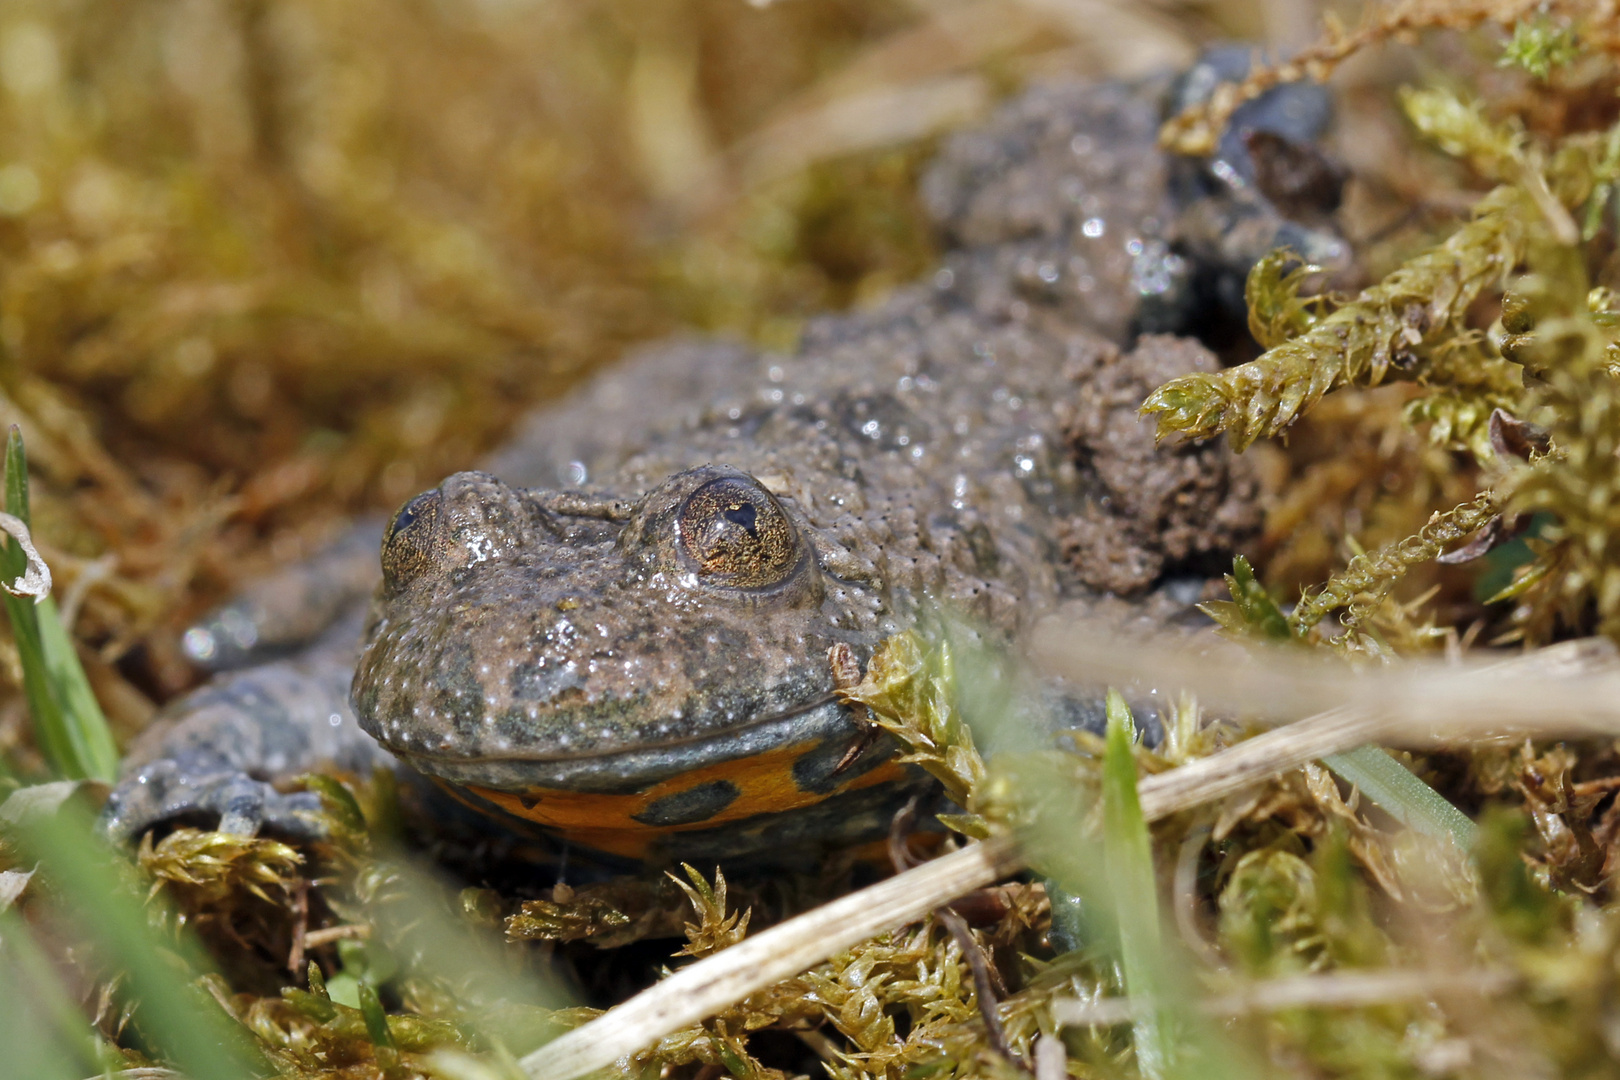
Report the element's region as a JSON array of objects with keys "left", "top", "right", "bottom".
[
  {"left": 1290, "top": 491, "right": 1502, "bottom": 638},
  {"left": 1144, "top": 82, "right": 1608, "bottom": 458},
  {"left": 835, "top": 629, "right": 990, "bottom": 834},
  {"left": 1499, "top": 16, "right": 1581, "bottom": 80},
  {"left": 1399, "top": 86, "right": 1525, "bottom": 181},
  {"left": 1142, "top": 183, "right": 1531, "bottom": 451},
  {"left": 1244, "top": 250, "right": 1337, "bottom": 350},
  {"left": 506, "top": 876, "right": 686, "bottom": 948},
  {"left": 1497, "top": 279, "right": 1620, "bottom": 638},
  {"left": 670, "top": 865, "right": 751, "bottom": 959}
]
